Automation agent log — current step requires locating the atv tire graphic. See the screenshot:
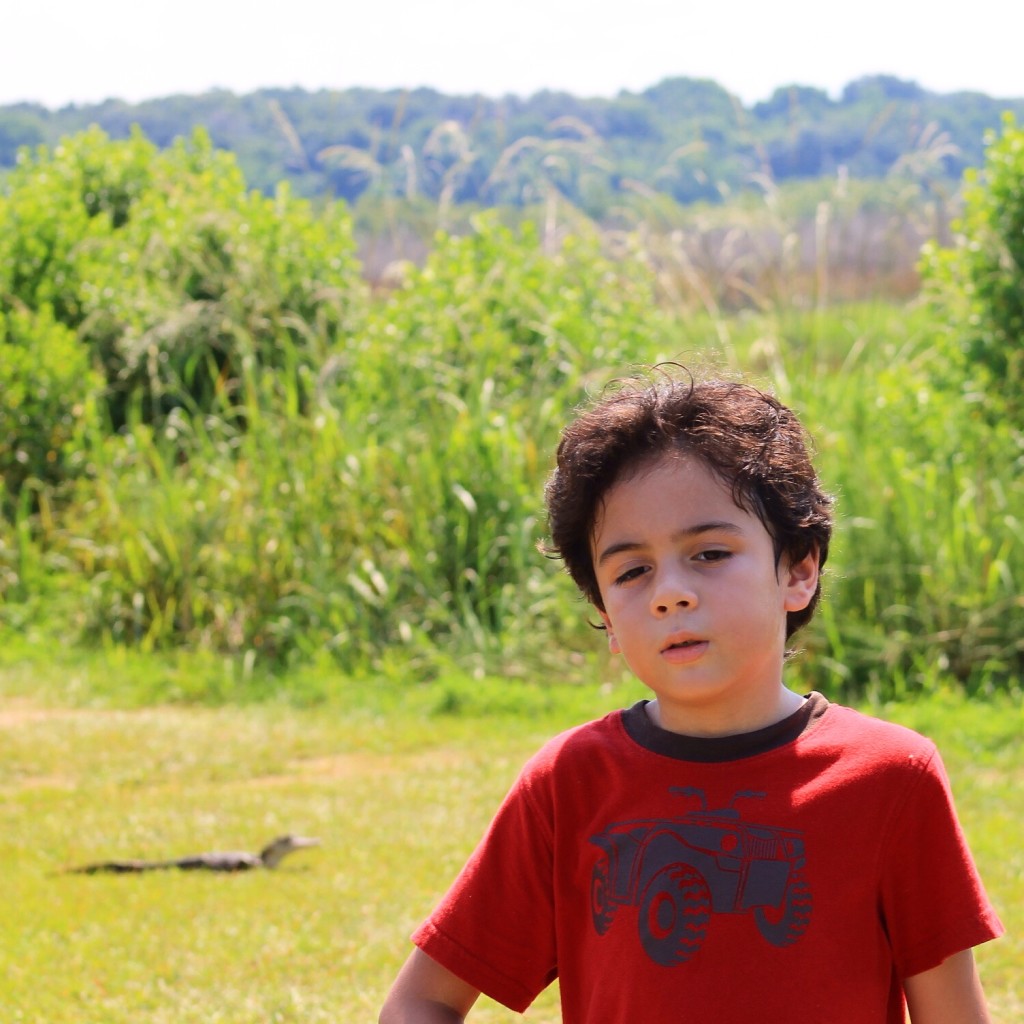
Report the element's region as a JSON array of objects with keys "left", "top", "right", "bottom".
[
  {"left": 639, "top": 863, "right": 711, "bottom": 965},
  {"left": 590, "top": 854, "right": 616, "bottom": 936},
  {"left": 589, "top": 788, "right": 811, "bottom": 965},
  {"left": 754, "top": 871, "right": 812, "bottom": 947}
]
